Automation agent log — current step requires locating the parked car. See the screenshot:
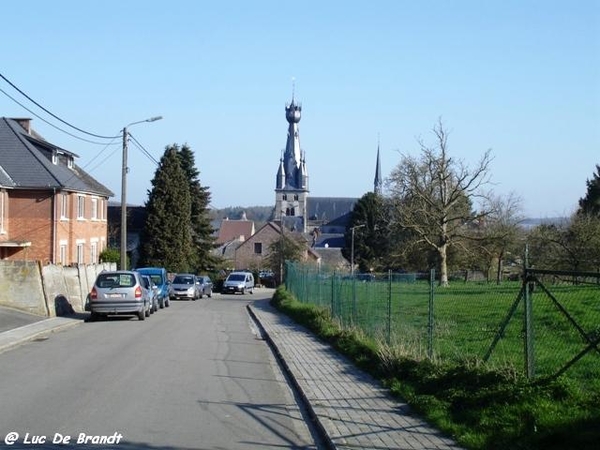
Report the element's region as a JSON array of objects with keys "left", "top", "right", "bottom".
[
  {"left": 196, "top": 275, "right": 213, "bottom": 298},
  {"left": 169, "top": 273, "right": 200, "bottom": 301},
  {"left": 89, "top": 271, "right": 152, "bottom": 321},
  {"left": 140, "top": 274, "right": 159, "bottom": 313},
  {"left": 135, "top": 267, "right": 170, "bottom": 308},
  {"left": 222, "top": 271, "right": 254, "bottom": 295}
]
